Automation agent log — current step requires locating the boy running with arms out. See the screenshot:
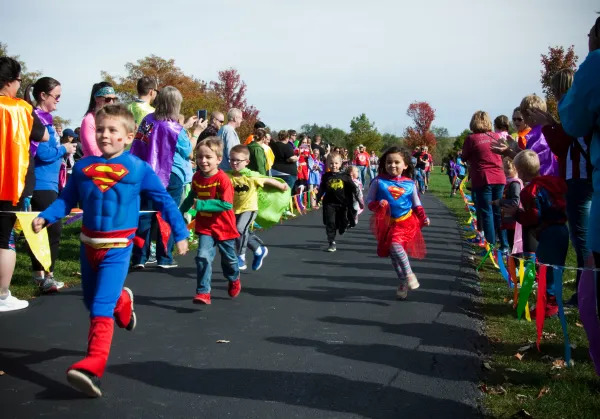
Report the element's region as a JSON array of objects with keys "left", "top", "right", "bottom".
[
  {"left": 180, "top": 137, "right": 241, "bottom": 305},
  {"left": 32, "top": 104, "right": 189, "bottom": 397},
  {"left": 227, "top": 145, "right": 288, "bottom": 270}
]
